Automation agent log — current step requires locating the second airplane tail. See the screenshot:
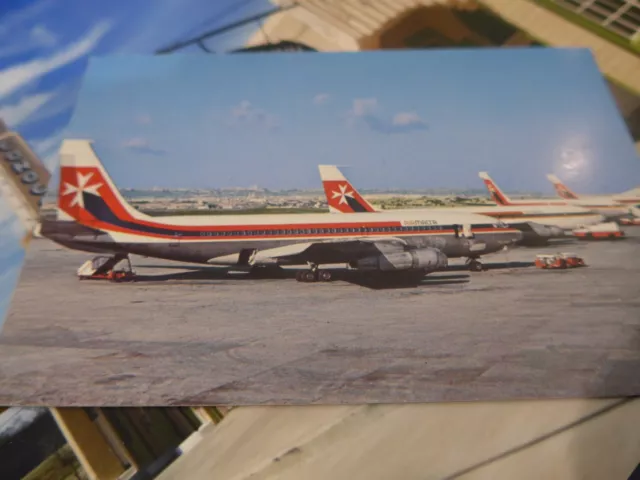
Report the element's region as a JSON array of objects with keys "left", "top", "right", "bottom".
[
  {"left": 546, "top": 174, "right": 579, "bottom": 200},
  {"left": 478, "top": 172, "right": 512, "bottom": 206},
  {"left": 318, "top": 165, "right": 378, "bottom": 213}
]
